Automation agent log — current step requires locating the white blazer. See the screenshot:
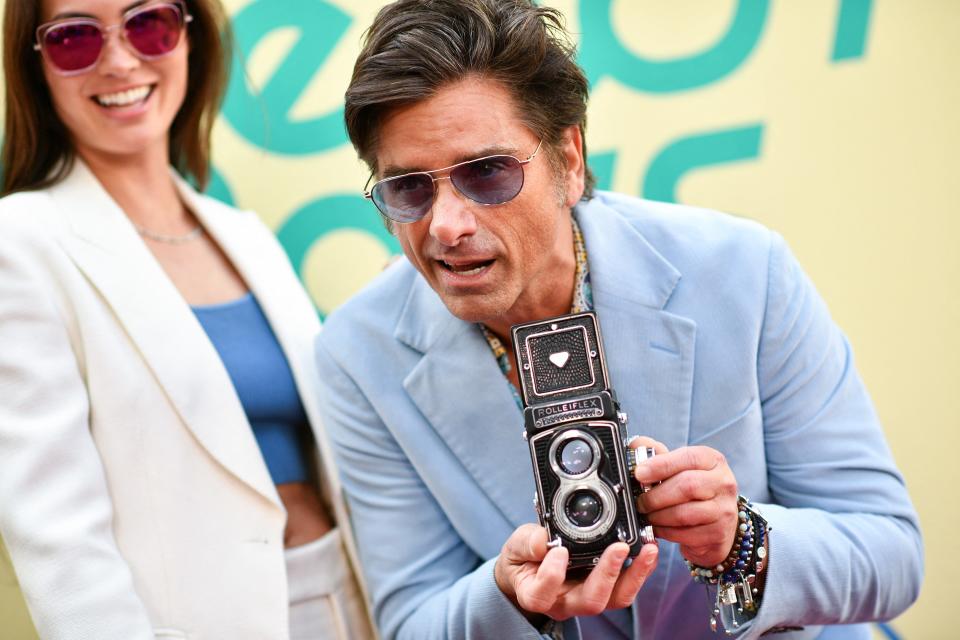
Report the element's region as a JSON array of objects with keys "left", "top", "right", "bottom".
[{"left": 0, "top": 161, "right": 370, "bottom": 639}]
